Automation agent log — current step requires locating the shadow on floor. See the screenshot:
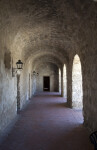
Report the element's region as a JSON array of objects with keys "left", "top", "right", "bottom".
[
  {"left": 46, "top": 102, "right": 68, "bottom": 108},
  {"left": 35, "top": 92, "right": 61, "bottom": 97},
  {"left": 24, "top": 125, "right": 93, "bottom": 150},
  {"left": 47, "top": 126, "right": 93, "bottom": 150}
]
